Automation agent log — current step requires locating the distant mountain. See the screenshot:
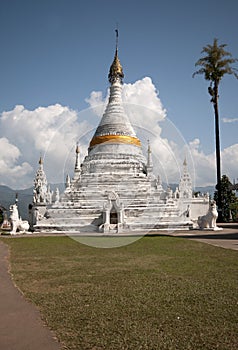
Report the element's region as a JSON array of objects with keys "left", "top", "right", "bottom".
[
  {"left": 0, "top": 183, "right": 64, "bottom": 220},
  {"left": 0, "top": 185, "right": 19, "bottom": 209},
  {"left": 194, "top": 186, "right": 215, "bottom": 197},
  {"left": 0, "top": 185, "right": 32, "bottom": 220},
  {"left": 169, "top": 183, "right": 215, "bottom": 196}
]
